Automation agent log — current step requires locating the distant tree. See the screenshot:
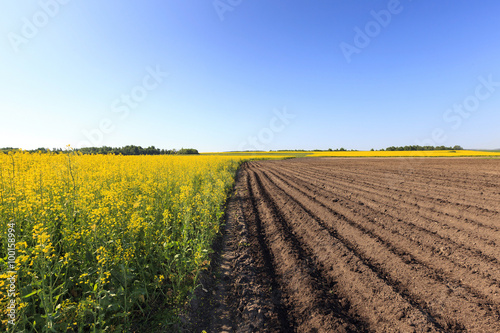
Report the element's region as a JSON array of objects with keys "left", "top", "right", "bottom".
[
  {"left": 76, "top": 145, "right": 197, "bottom": 156},
  {"left": 1, "top": 147, "right": 17, "bottom": 153},
  {"left": 177, "top": 148, "right": 199, "bottom": 155},
  {"left": 383, "top": 145, "right": 460, "bottom": 152}
]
